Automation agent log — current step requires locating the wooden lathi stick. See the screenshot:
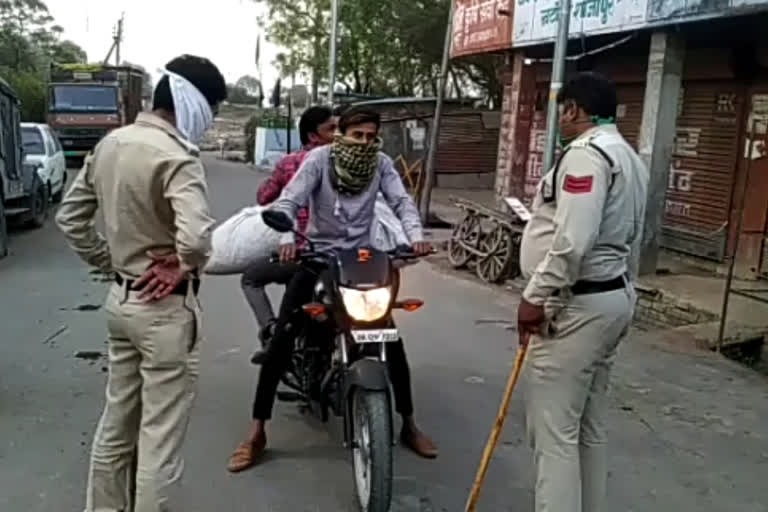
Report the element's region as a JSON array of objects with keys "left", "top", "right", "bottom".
[{"left": 465, "top": 340, "right": 529, "bottom": 512}]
